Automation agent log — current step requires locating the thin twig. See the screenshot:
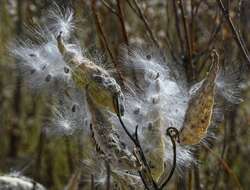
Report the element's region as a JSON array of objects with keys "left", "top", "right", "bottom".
[
  {"left": 172, "top": 0, "right": 184, "bottom": 55},
  {"left": 134, "top": 126, "right": 159, "bottom": 189},
  {"left": 188, "top": 168, "right": 193, "bottom": 190},
  {"left": 196, "top": 13, "right": 222, "bottom": 74},
  {"left": 138, "top": 171, "right": 151, "bottom": 190},
  {"left": 163, "top": 1, "right": 180, "bottom": 62},
  {"left": 126, "top": 0, "right": 140, "bottom": 19},
  {"left": 116, "top": 0, "right": 129, "bottom": 45},
  {"left": 178, "top": 0, "right": 194, "bottom": 79},
  {"left": 194, "top": 163, "right": 201, "bottom": 190},
  {"left": 34, "top": 129, "right": 45, "bottom": 180},
  {"left": 91, "top": 0, "right": 115, "bottom": 64},
  {"left": 160, "top": 127, "right": 179, "bottom": 189},
  {"left": 203, "top": 144, "right": 242, "bottom": 190},
  {"left": 113, "top": 96, "right": 158, "bottom": 190},
  {"left": 163, "top": 34, "right": 179, "bottom": 64},
  {"left": 64, "top": 136, "right": 74, "bottom": 173},
  {"left": 100, "top": 0, "right": 129, "bottom": 47},
  {"left": 217, "top": 0, "right": 250, "bottom": 65},
  {"left": 212, "top": 120, "right": 228, "bottom": 190},
  {"left": 126, "top": 0, "right": 160, "bottom": 48},
  {"left": 101, "top": 0, "right": 119, "bottom": 16},
  {"left": 190, "top": 0, "right": 195, "bottom": 54},
  {"left": 105, "top": 161, "right": 111, "bottom": 190},
  {"left": 91, "top": 0, "right": 124, "bottom": 83},
  {"left": 91, "top": 174, "right": 95, "bottom": 190},
  {"left": 193, "top": 0, "right": 205, "bottom": 17}
]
